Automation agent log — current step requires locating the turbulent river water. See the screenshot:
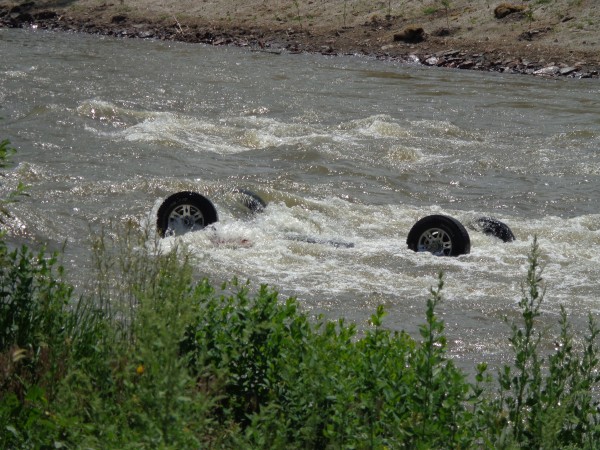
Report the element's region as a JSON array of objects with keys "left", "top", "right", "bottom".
[{"left": 2, "top": 28, "right": 600, "bottom": 371}]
